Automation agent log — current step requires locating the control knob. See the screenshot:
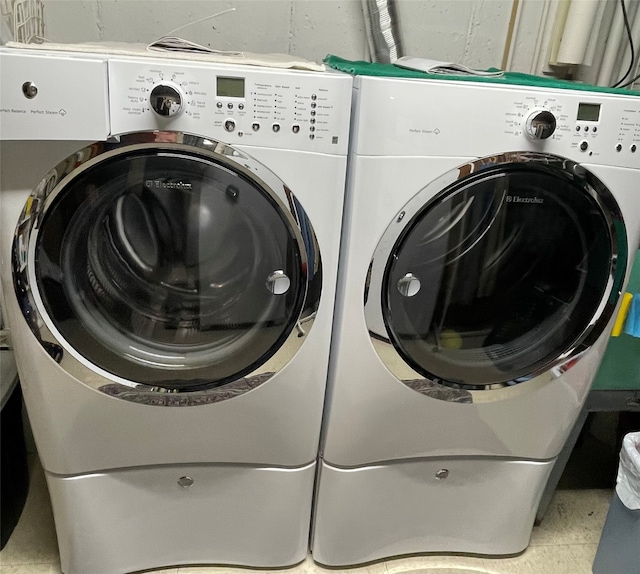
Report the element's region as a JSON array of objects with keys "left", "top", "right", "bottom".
[
  {"left": 150, "top": 84, "right": 183, "bottom": 118},
  {"left": 525, "top": 109, "right": 557, "bottom": 140}
]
